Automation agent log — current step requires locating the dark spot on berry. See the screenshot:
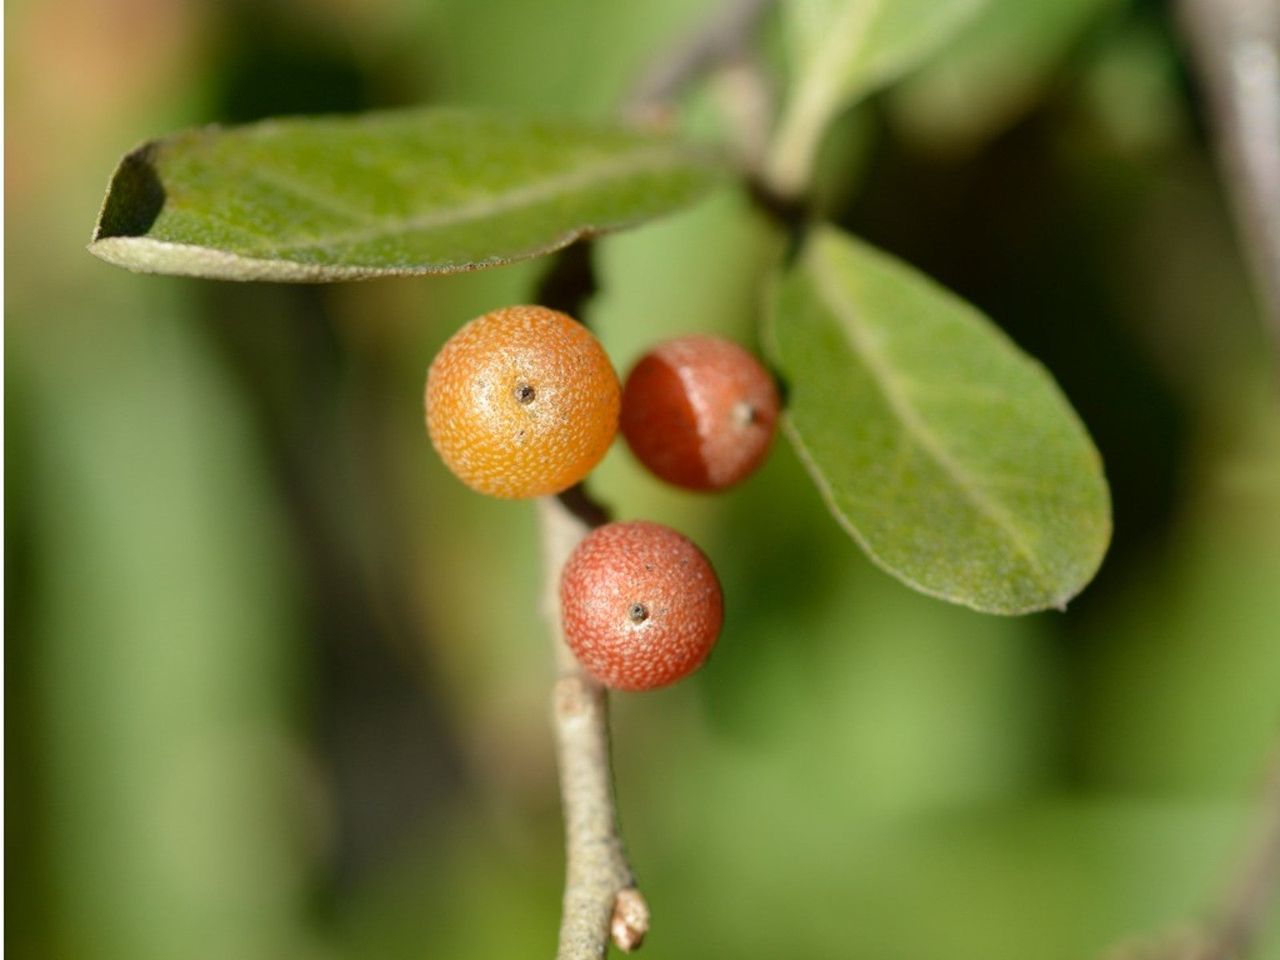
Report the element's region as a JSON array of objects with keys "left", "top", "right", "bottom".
[
  {"left": 515, "top": 383, "right": 536, "bottom": 404},
  {"left": 628, "top": 602, "right": 649, "bottom": 624}
]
